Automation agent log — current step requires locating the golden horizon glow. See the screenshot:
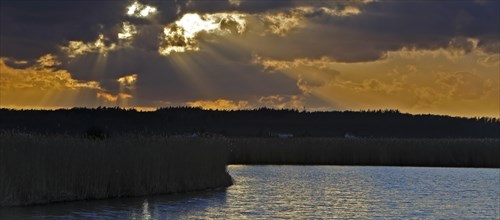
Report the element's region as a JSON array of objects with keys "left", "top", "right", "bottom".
[
  {"left": 97, "top": 91, "right": 133, "bottom": 102},
  {"left": 253, "top": 42, "right": 499, "bottom": 118},
  {"left": 187, "top": 99, "right": 250, "bottom": 110}
]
